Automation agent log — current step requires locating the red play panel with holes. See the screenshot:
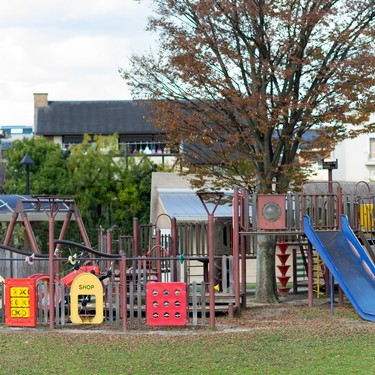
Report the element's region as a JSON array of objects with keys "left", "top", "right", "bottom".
[
  {"left": 146, "top": 282, "right": 187, "bottom": 326},
  {"left": 5, "top": 278, "right": 37, "bottom": 327}
]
